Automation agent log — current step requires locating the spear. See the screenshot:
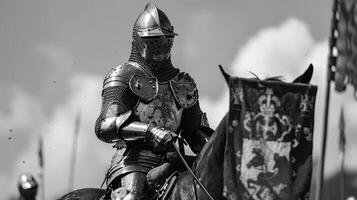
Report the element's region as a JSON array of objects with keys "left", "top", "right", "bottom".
[
  {"left": 38, "top": 135, "right": 45, "bottom": 200},
  {"left": 69, "top": 110, "right": 81, "bottom": 191}
]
